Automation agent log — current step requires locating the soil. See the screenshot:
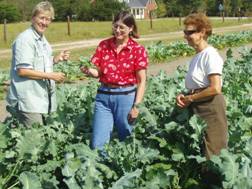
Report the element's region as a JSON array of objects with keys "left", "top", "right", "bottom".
[{"left": 1, "top": 23, "right": 252, "bottom": 122}]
